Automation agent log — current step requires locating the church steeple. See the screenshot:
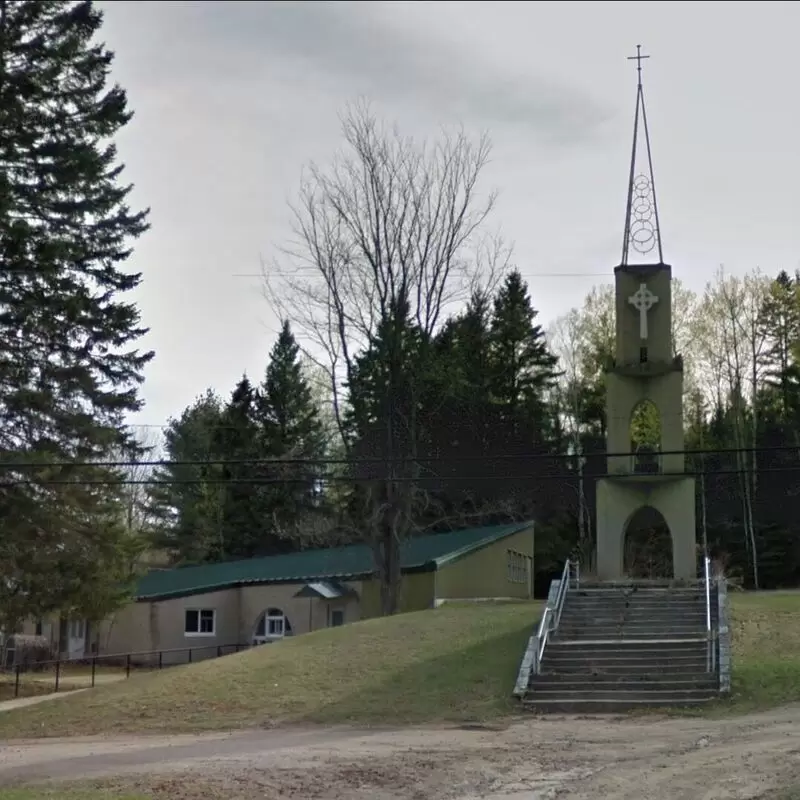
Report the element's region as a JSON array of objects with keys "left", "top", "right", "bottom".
[
  {"left": 594, "top": 46, "right": 697, "bottom": 582},
  {"left": 621, "top": 45, "right": 664, "bottom": 266}
]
